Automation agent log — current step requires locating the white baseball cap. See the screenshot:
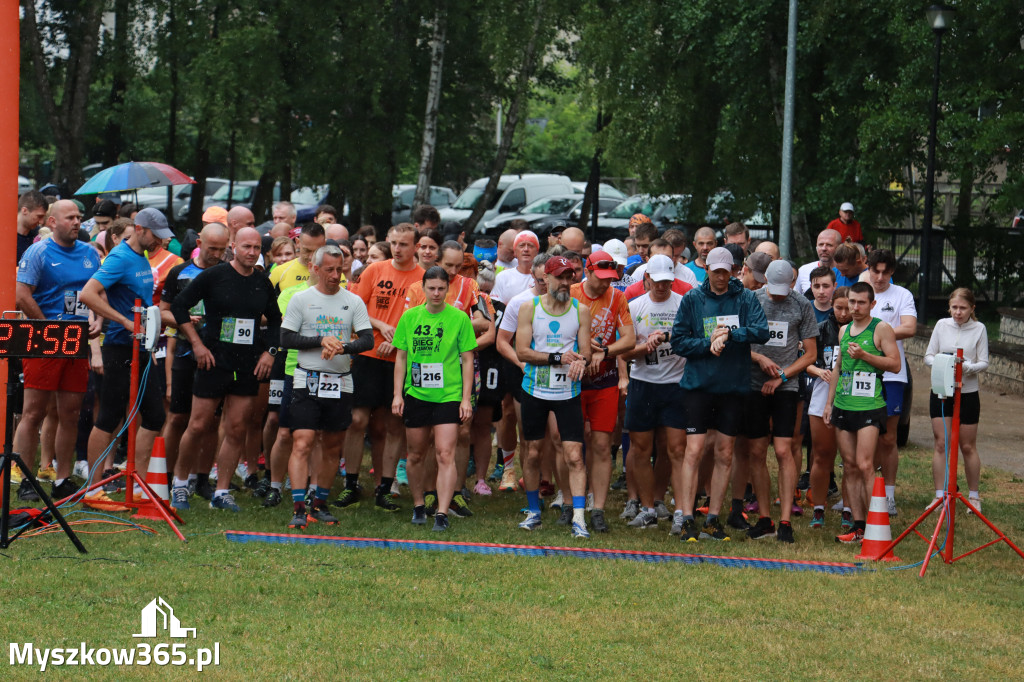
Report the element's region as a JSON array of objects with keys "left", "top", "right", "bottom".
[
  {"left": 645, "top": 254, "right": 675, "bottom": 282},
  {"left": 840, "top": 202, "right": 855, "bottom": 212},
  {"left": 603, "top": 238, "right": 628, "bottom": 266},
  {"left": 706, "top": 247, "right": 734, "bottom": 272}
]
